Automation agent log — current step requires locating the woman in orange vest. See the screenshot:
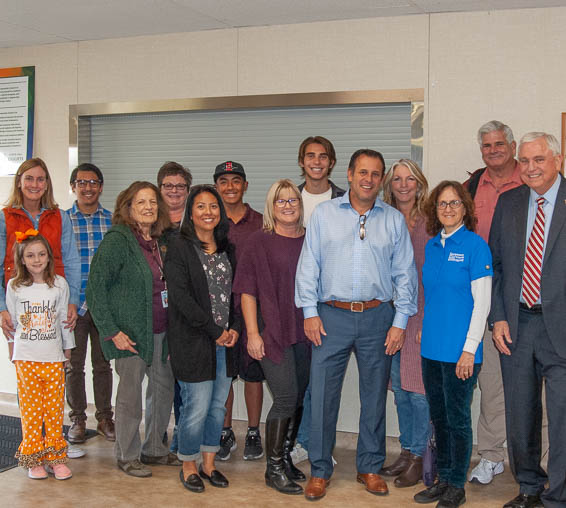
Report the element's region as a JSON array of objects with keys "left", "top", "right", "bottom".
[{"left": 1, "top": 158, "right": 81, "bottom": 341}]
